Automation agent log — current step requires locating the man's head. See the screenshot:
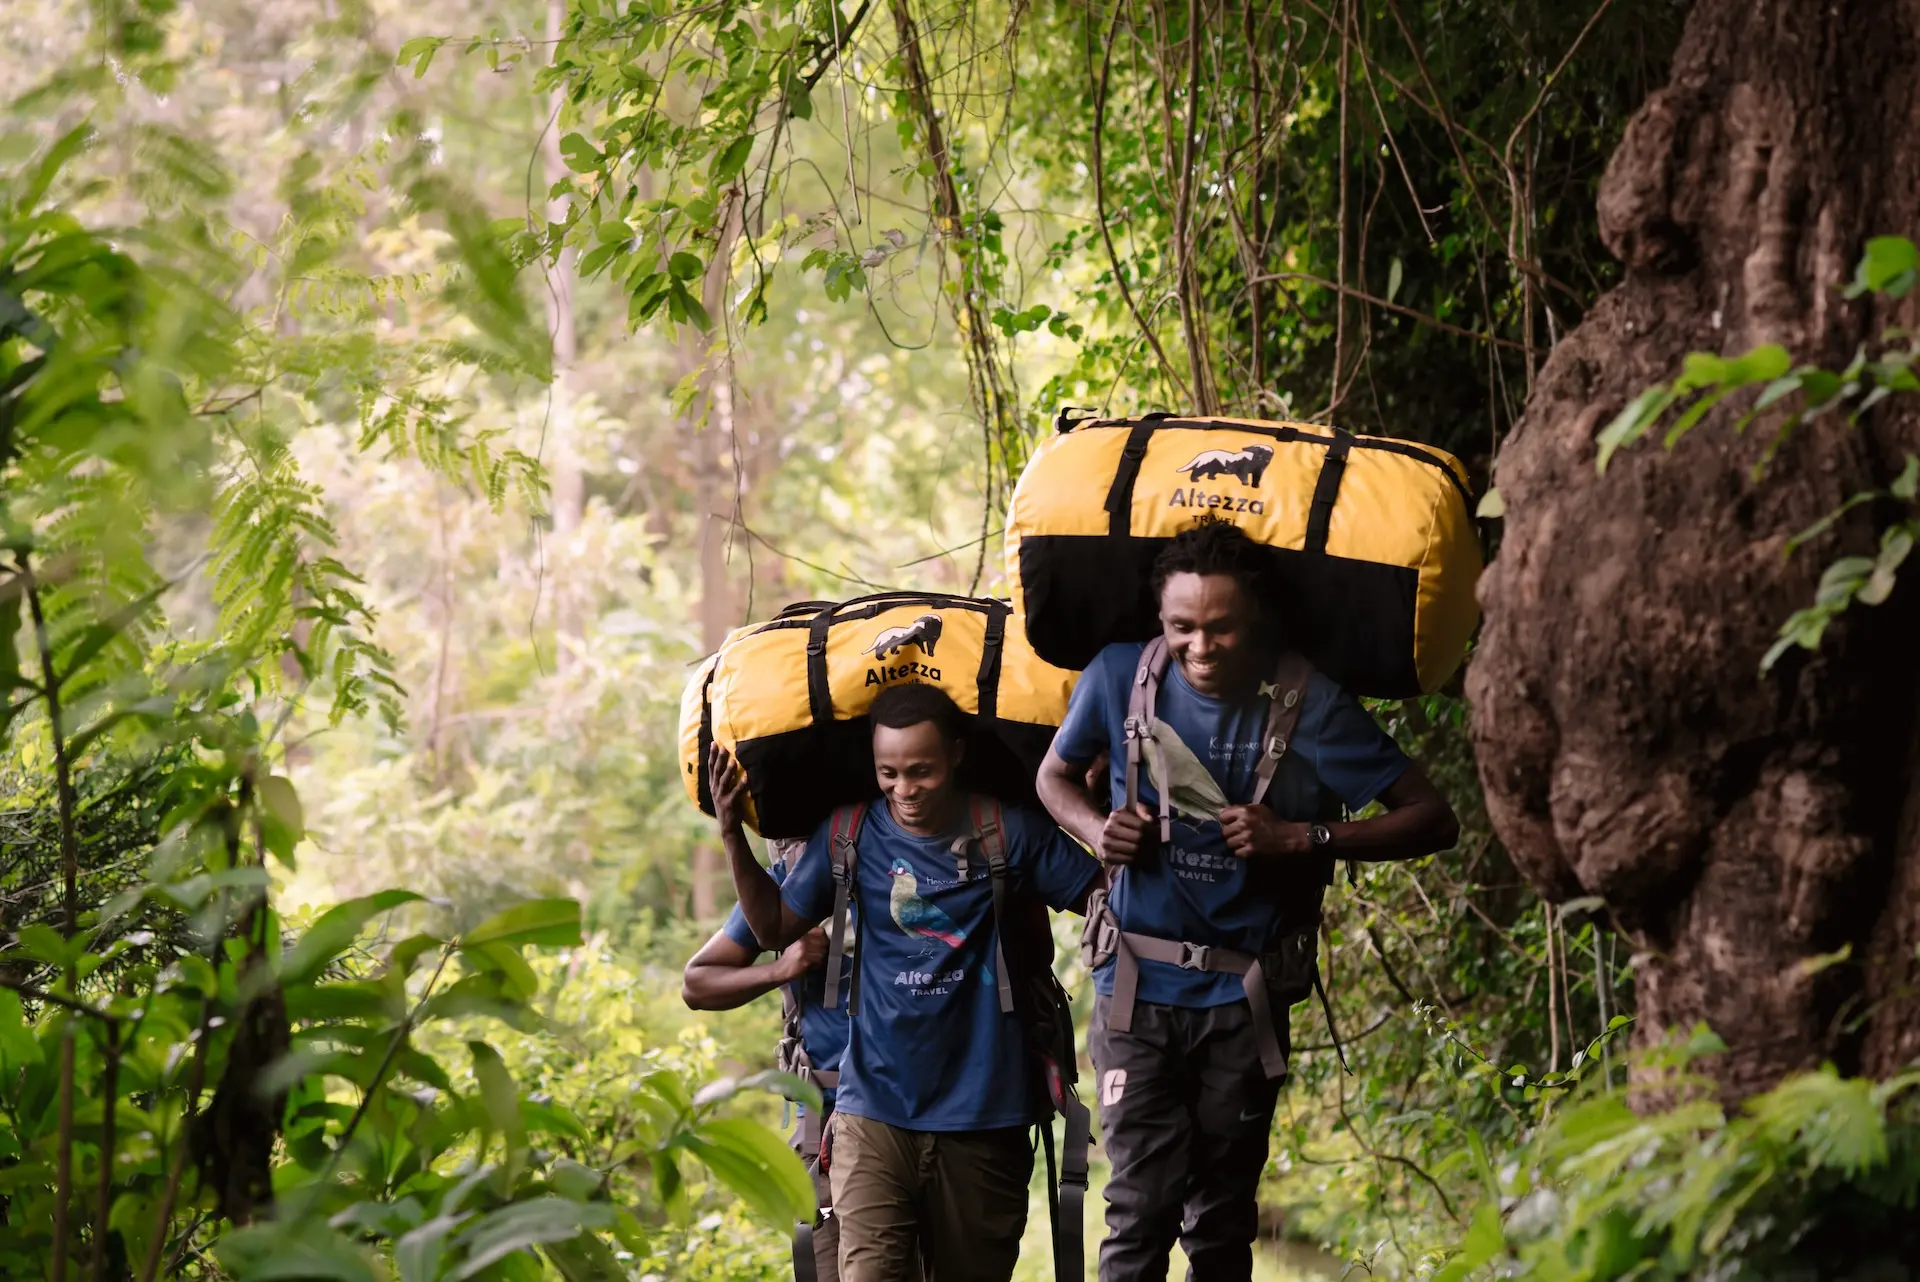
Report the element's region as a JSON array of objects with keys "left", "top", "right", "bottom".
[
  {"left": 868, "top": 683, "right": 968, "bottom": 833},
  {"left": 1150, "top": 522, "right": 1273, "bottom": 697}
]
